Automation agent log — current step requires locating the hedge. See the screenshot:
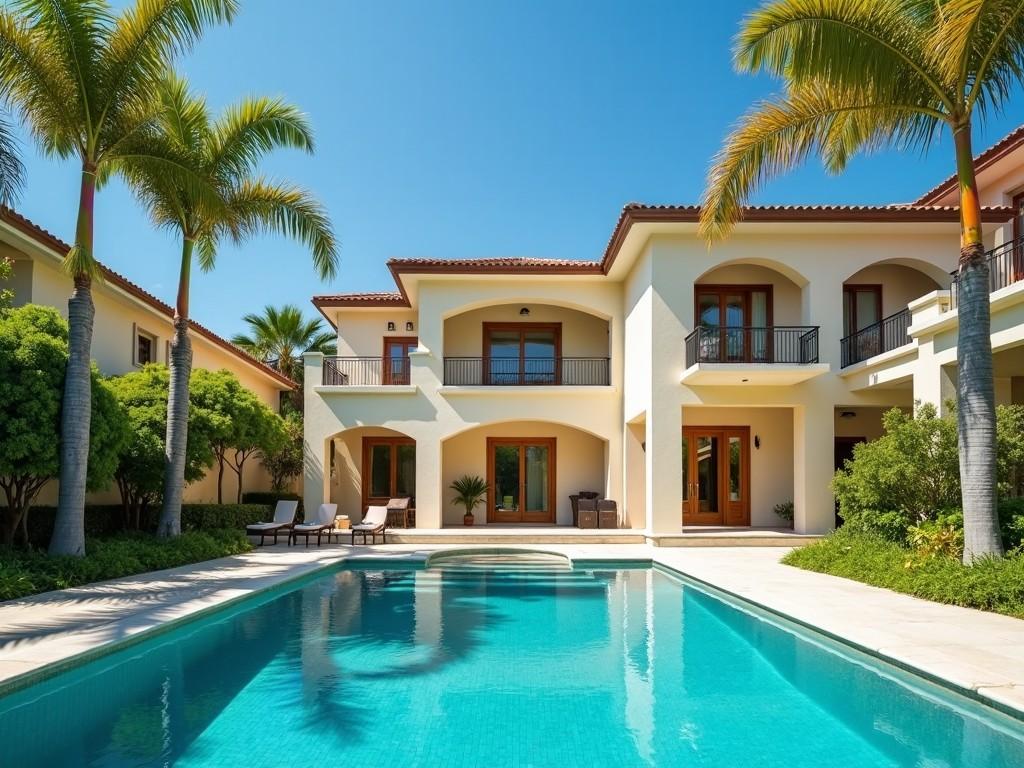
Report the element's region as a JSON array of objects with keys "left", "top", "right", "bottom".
[
  {"left": 11, "top": 504, "right": 272, "bottom": 548},
  {"left": 242, "top": 491, "right": 303, "bottom": 519}
]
